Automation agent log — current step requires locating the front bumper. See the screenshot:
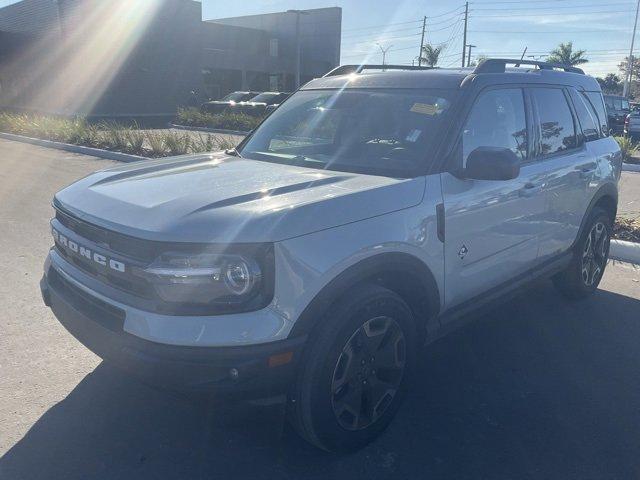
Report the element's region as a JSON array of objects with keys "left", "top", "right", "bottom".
[{"left": 40, "top": 262, "right": 306, "bottom": 397}]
